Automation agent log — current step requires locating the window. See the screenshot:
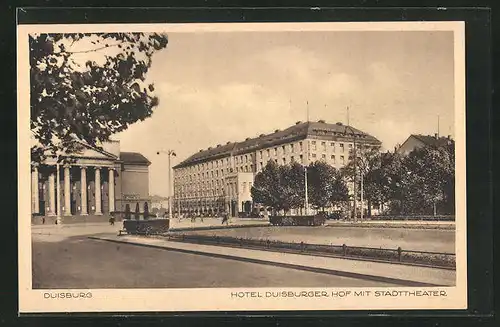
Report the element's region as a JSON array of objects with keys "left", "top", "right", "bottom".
[
  {"left": 250, "top": 164, "right": 253, "bottom": 171},
  {"left": 300, "top": 154, "right": 303, "bottom": 163},
  {"left": 245, "top": 155, "right": 248, "bottom": 163},
  {"left": 322, "top": 154, "right": 326, "bottom": 160},
  {"left": 267, "top": 149, "right": 270, "bottom": 157},
  {"left": 260, "top": 162, "right": 263, "bottom": 169},
  {"left": 331, "top": 155, "right": 336, "bottom": 164},
  {"left": 283, "top": 157, "right": 286, "bottom": 164},
  {"left": 291, "top": 156, "right": 294, "bottom": 162},
  {"left": 341, "top": 155, "right": 345, "bottom": 164},
  {"left": 290, "top": 144, "right": 295, "bottom": 153},
  {"left": 260, "top": 151, "right": 263, "bottom": 159},
  {"left": 348, "top": 143, "right": 353, "bottom": 149},
  {"left": 274, "top": 148, "right": 278, "bottom": 156},
  {"left": 299, "top": 142, "right": 303, "bottom": 151},
  {"left": 340, "top": 143, "right": 344, "bottom": 153},
  {"left": 282, "top": 145, "right": 286, "bottom": 153},
  {"left": 312, "top": 153, "right": 317, "bottom": 158},
  {"left": 274, "top": 159, "right": 278, "bottom": 163},
  {"left": 321, "top": 141, "right": 326, "bottom": 151},
  {"left": 312, "top": 141, "right": 317, "bottom": 151}
]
